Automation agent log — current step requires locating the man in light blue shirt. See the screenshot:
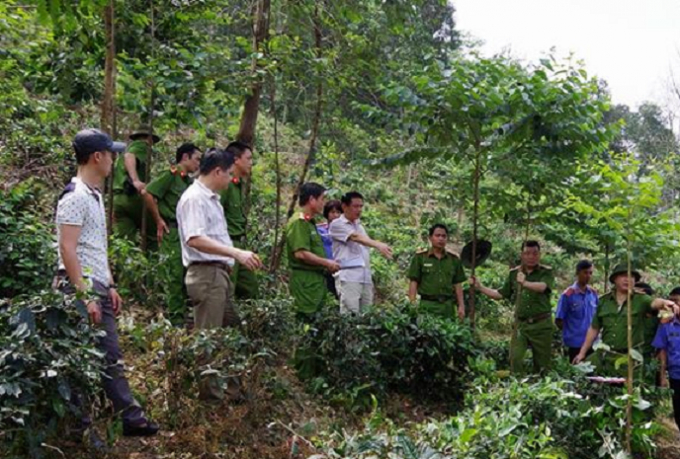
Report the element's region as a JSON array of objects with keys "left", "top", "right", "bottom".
[{"left": 555, "top": 260, "right": 598, "bottom": 362}]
